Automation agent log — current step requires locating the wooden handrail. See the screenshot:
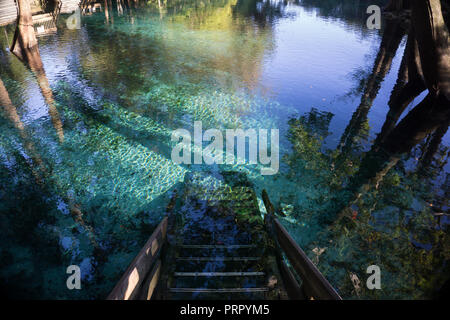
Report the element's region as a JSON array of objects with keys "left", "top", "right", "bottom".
[
  {"left": 273, "top": 218, "right": 341, "bottom": 300},
  {"left": 278, "top": 258, "right": 305, "bottom": 299},
  {"left": 107, "top": 216, "right": 168, "bottom": 300},
  {"left": 262, "top": 190, "right": 342, "bottom": 300}
]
